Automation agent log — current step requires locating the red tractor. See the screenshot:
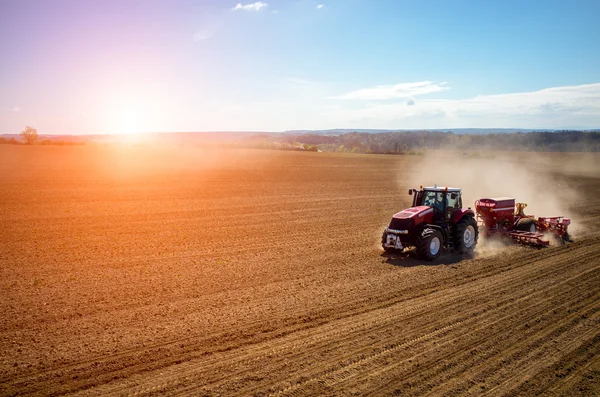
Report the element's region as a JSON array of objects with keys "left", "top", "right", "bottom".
[{"left": 382, "top": 185, "right": 478, "bottom": 260}]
